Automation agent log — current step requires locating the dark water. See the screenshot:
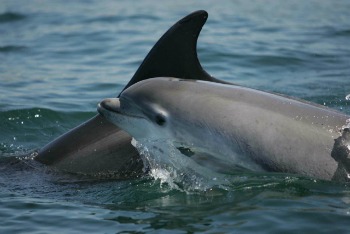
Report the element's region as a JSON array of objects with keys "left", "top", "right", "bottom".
[{"left": 1, "top": 0, "right": 350, "bottom": 233}]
